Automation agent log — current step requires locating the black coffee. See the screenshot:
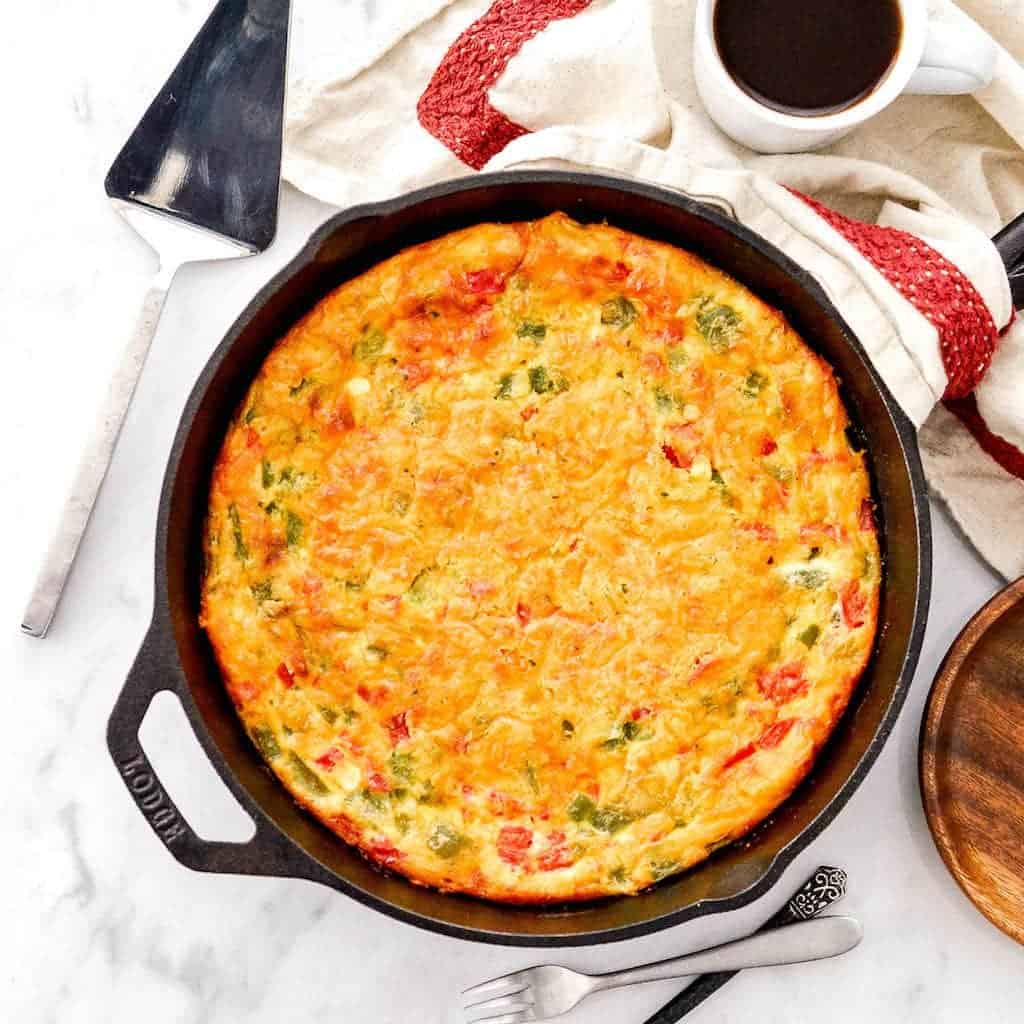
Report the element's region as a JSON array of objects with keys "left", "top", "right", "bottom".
[{"left": 713, "top": 0, "right": 903, "bottom": 117}]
